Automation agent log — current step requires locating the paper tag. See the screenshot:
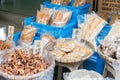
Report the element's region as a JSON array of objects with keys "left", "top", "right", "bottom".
[
  {"left": 33, "top": 40, "right": 41, "bottom": 54},
  {"left": 72, "top": 29, "right": 81, "bottom": 40},
  {"left": 41, "top": 38, "right": 50, "bottom": 47},
  {"left": 7, "top": 25, "right": 14, "bottom": 42},
  {"left": 41, "top": 38, "right": 50, "bottom": 54}
]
